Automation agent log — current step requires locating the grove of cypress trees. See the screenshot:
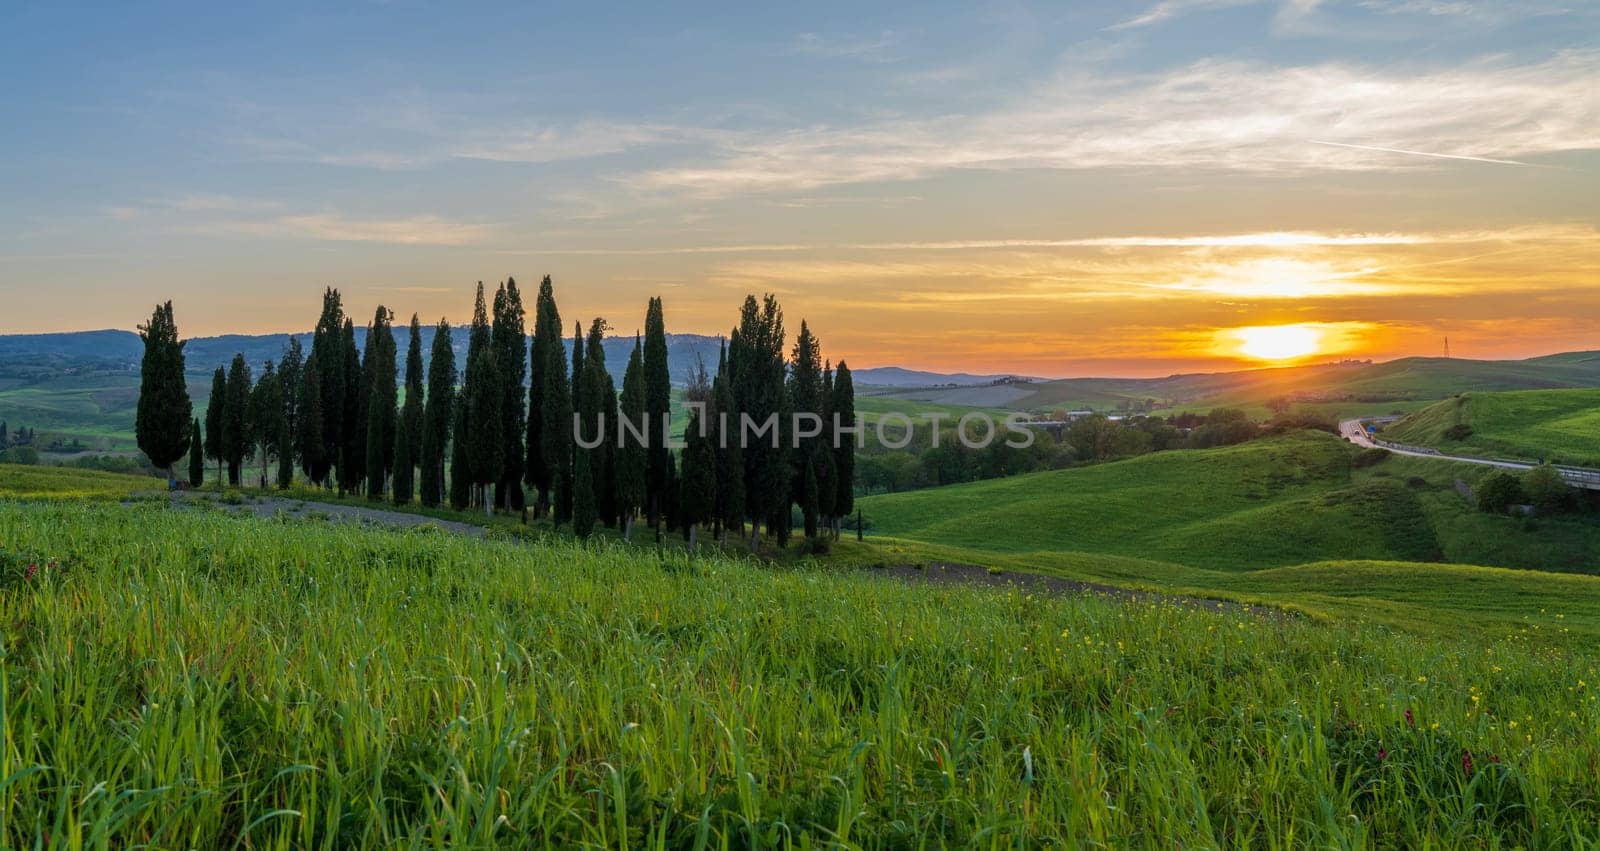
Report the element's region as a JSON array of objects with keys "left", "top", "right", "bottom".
[
  {"left": 449, "top": 402, "right": 471, "bottom": 510},
  {"left": 222, "top": 353, "right": 252, "bottom": 486},
  {"left": 135, "top": 301, "right": 192, "bottom": 483},
  {"left": 818, "top": 362, "right": 837, "bottom": 534},
  {"left": 557, "top": 320, "right": 584, "bottom": 523},
  {"left": 734, "top": 295, "right": 787, "bottom": 551},
  {"left": 205, "top": 366, "right": 227, "bottom": 484},
  {"left": 579, "top": 318, "right": 617, "bottom": 527},
  {"left": 615, "top": 336, "right": 647, "bottom": 542},
  {"left": 364, "top": 306, "right": 397, "bottom": 498},
  {"left": 394, "top": 314, "right": 424, "bottom": 505},
  {"left": 188, "top": 417, "right": 204, "bottom": 487},
  {"left": 642, "top": 297, "right": 671, "bottom": 533},
  {"left": 491, "top": 278, "right": 527, "bottom": 511},
  {"left": 420, "top": 319, "right": 455, "bottom": 508},
  {"left": 526, "top": 276, "right": 562, "bottom": 517},
  {"left": 679, "top": 396, "right": 716, "bottom": 554}
]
